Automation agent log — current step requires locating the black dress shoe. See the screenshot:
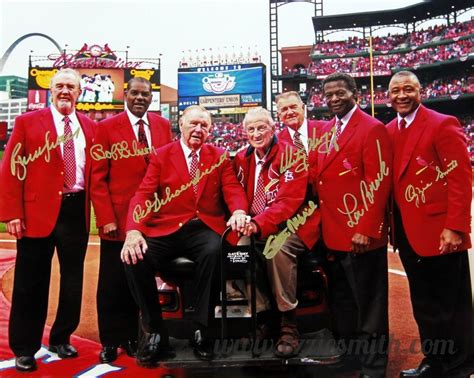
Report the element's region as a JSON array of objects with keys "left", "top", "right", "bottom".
[
  {"left": 15, "top": 356, "right": 37, "bottom": 372},
  {"left": 400, "top": 362, "right": 441, "bottom": 377},
  {"left": 190, "top": 330, "right": 214, "bottom": 361},
  {"left": 120, "top": 340, "right": 138, "bottom": 358},
  {"left": 49, "top": 343, "right": 78, "bottom": 358},
  {"left": 99, "top": 346, "right": 117, "bottom": 363},
  {"left": 137, "top": 333, "right": 164, "bottom": 367}
]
